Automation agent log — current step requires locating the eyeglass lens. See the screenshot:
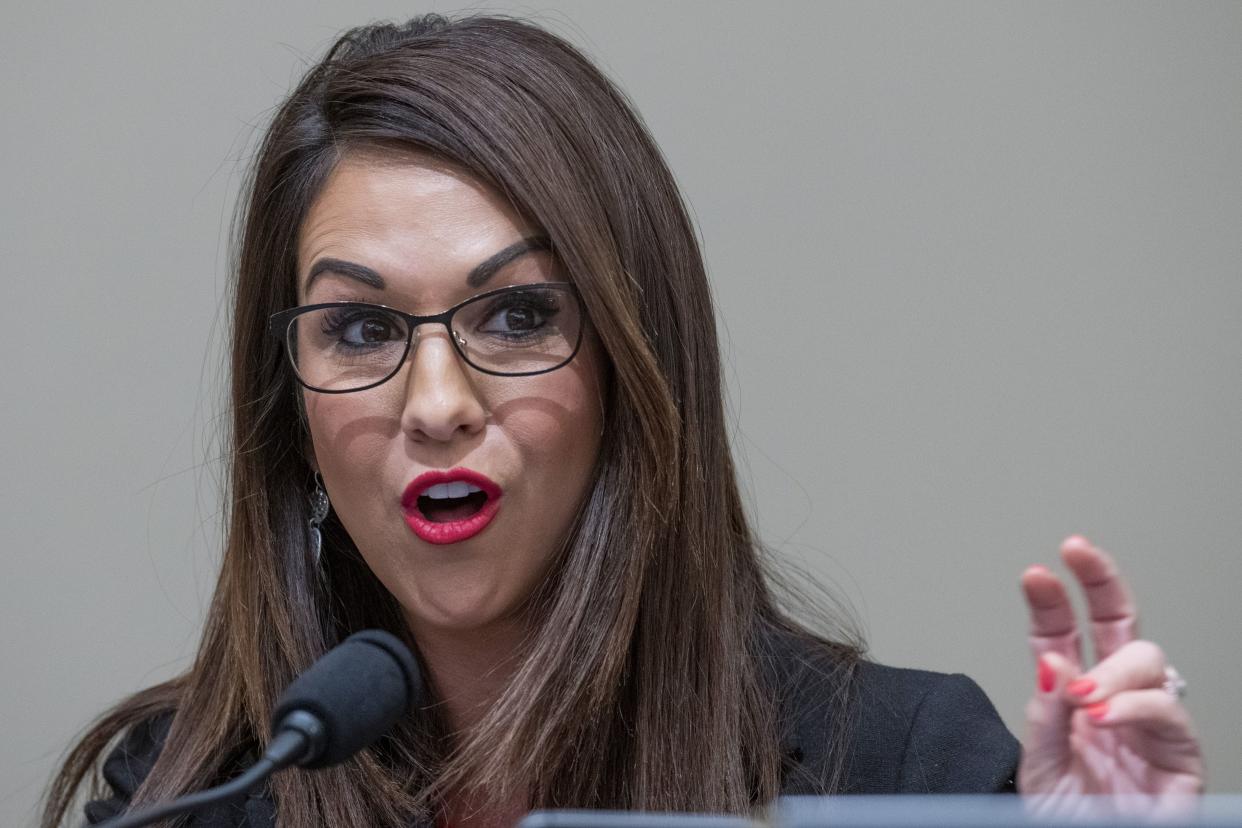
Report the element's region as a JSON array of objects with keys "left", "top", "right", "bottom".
[{"left": 286, "top": 285, "right": 582, "bottom": 391}]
